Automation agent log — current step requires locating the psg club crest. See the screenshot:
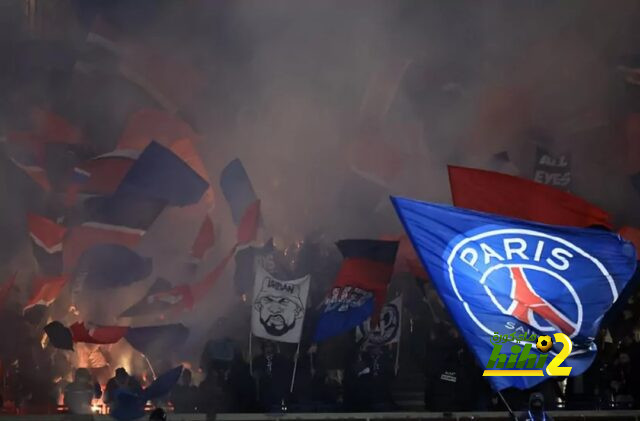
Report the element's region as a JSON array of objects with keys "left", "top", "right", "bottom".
[
  {"left": 446, "top": 228, "right": 619, "bottom": 346},
  {"left": 391, "top": 196, "right": 637, "bottom": 390}
]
